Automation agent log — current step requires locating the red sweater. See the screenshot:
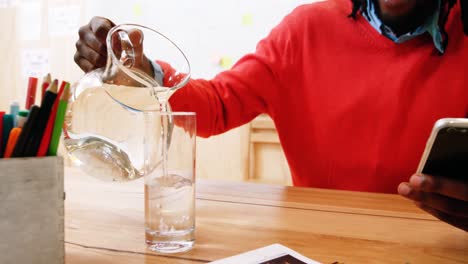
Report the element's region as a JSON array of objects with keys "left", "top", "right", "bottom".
[{"left": 168, "top": 0, "right": 468, "bottom": 193}]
